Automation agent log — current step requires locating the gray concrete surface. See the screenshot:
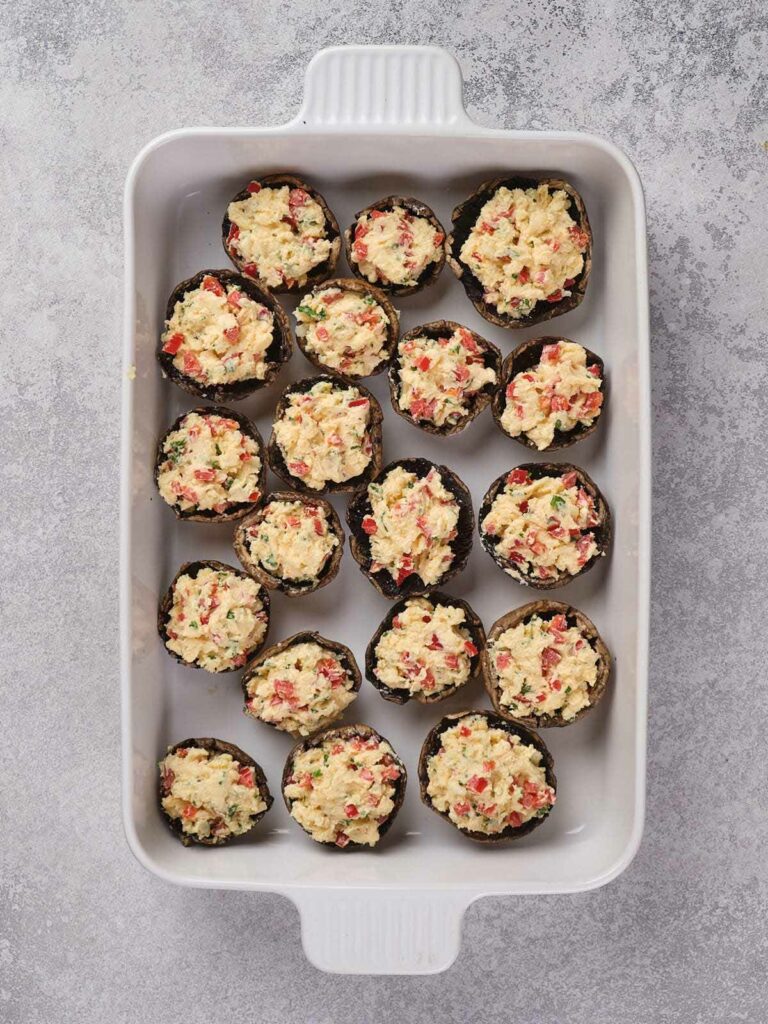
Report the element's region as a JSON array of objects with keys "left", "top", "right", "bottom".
[{"left": 1, "top": 1, "right": 766, "bottom": 1021}]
